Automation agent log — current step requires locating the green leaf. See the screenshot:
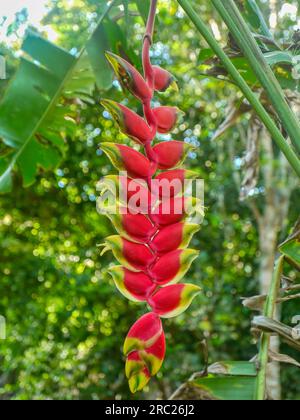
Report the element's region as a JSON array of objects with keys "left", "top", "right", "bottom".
[
  {"left": 208, "top": 361, "right": 257, "bottom": 376},
  {"left": 244, "top": 0, "right": 272, "bottom": 38},
  {"left": 0, "top": 35, "right": 74, "bottom": 192},
  {"left": 0, "top": 158, "right": 13, "bottom": 193},
  {"left": 279, "top": 238, "right": 300, "bottom": 270},
  {"left": 171, "top": 361, "right": 257, "bottom": 400},
  {"left": 192, "top": 361, "right": 256, "bottom": 400},
  {"left": 135, "top": 0, "right": 150, "bottom": 24},
  {"left": 198, "top": 48, "right": 215, "bottom": 63},
  {"left": 22, "top": 28, "right": 75, "bottom": 78},
  {"left": 200, "top": 50, "right": 298, "bottom": 92},
  {"left": 193, "top": 376, "right": 255, "bottom": 400},
  {"left": 264, "top": 51, "right": 293, "bottom": 67},
  {"left": 0, "top": 1, "right": 118, "bottom": 193},
  {"left": 86, "top": 21, "right": 112, "bottom": 91}
]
